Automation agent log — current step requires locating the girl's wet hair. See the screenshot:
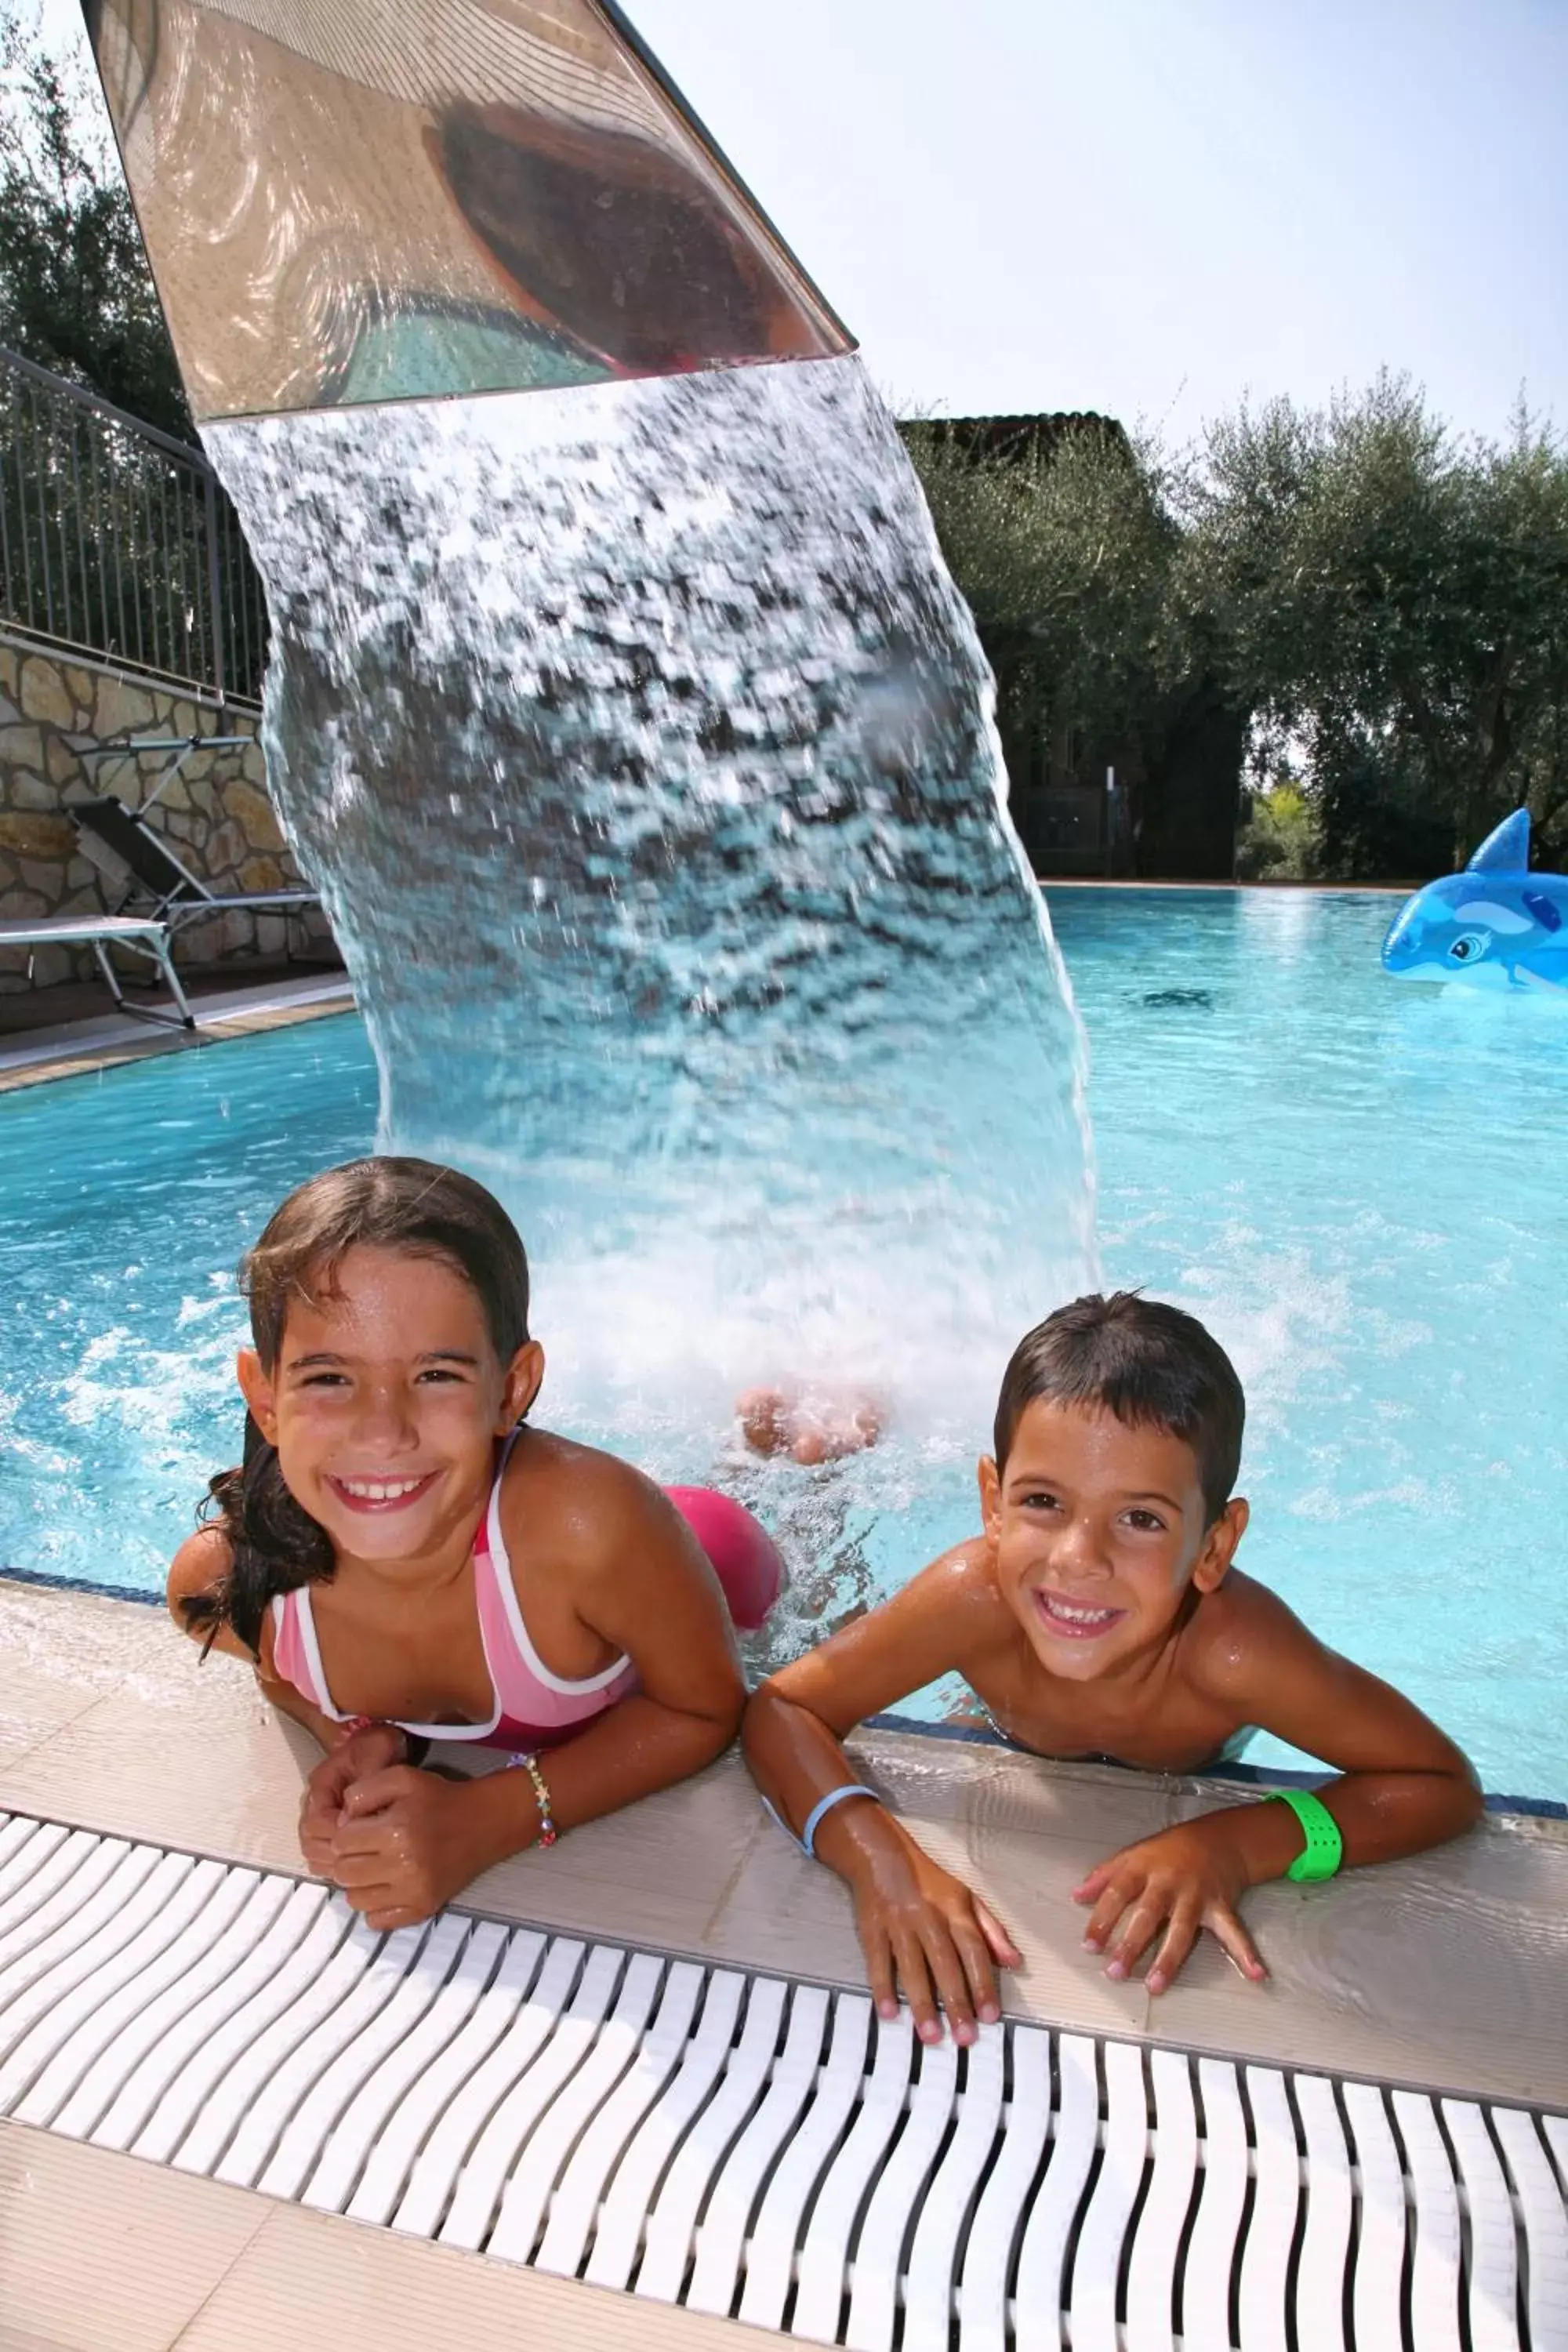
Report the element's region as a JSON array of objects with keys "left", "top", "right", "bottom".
[
  {"left": 993, "top": 1291, "right": 1243, "bottom": 1523},
  {"left": 183, "top": 1156, "right": 531, "bottom": 1657}
]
